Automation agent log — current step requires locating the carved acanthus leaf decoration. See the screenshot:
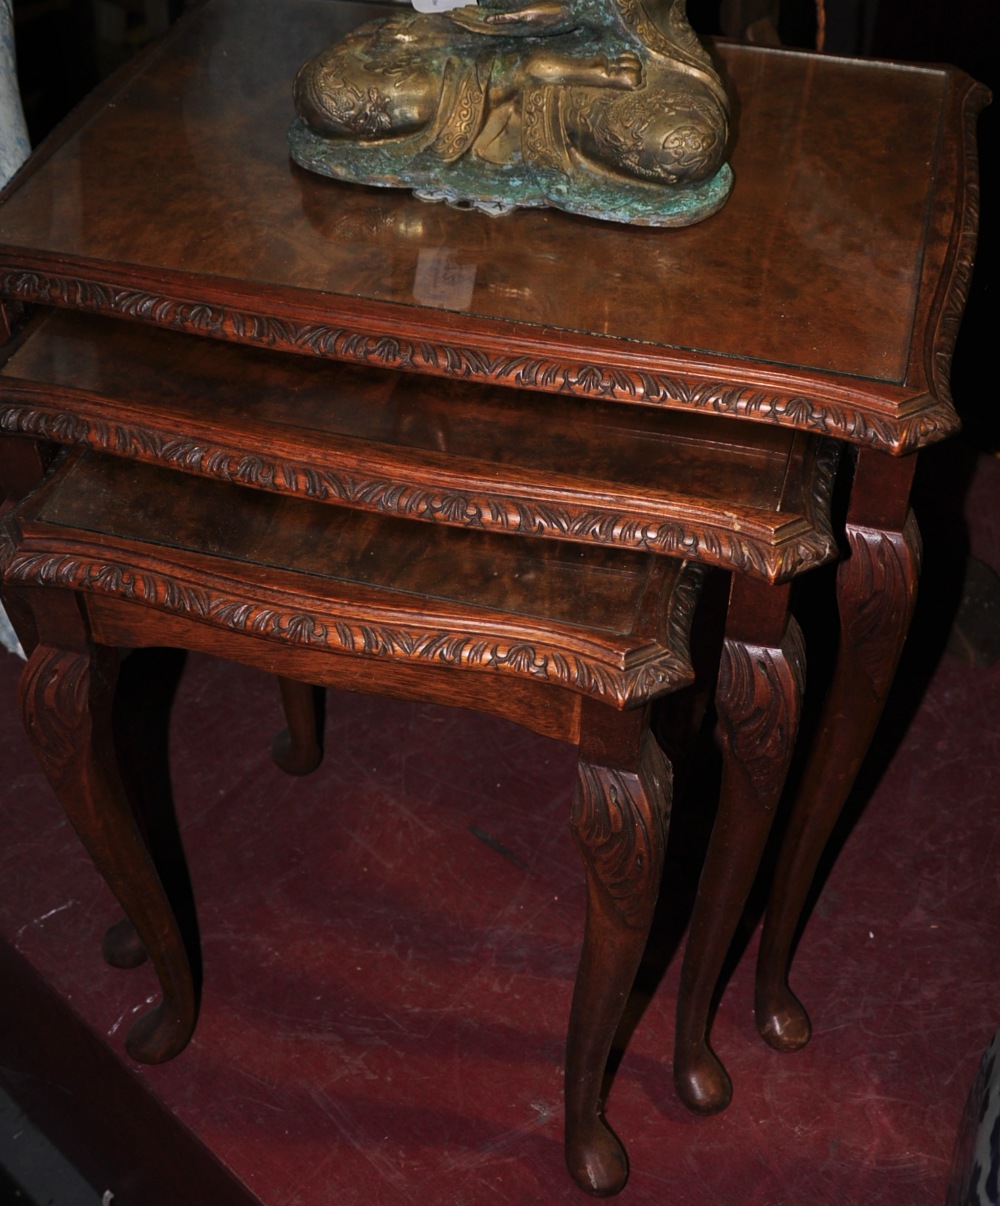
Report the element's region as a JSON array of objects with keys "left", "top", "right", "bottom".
[
  {"left": 571, "top": 733, "right": 671, "bottom": 929},
  {"left": 716, "top": 617, "right": 806, "bottom": 799},
  {"left": 0, "top": 545, "right": 697, "bottom": 707},
  {"left": 0, "top": 271, "right": 960, "bottom": 454},
  {"left": 19, "top": 646, "right": 92, "bottom": 793},
  {"left": 0, "top": 401, "right": 838, "bottom": 580},
  {"left": 839, "top": 512, "right": 922, "bottom": 698}
]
